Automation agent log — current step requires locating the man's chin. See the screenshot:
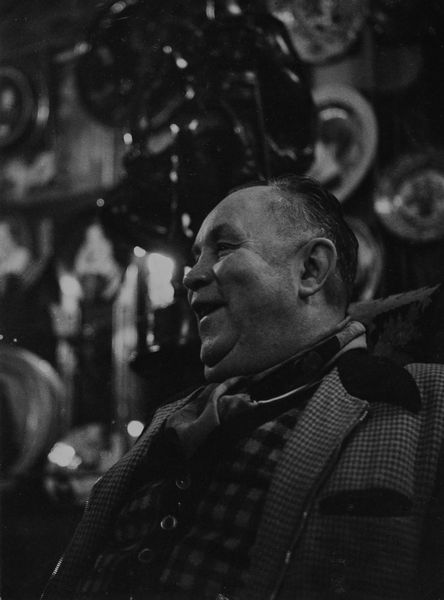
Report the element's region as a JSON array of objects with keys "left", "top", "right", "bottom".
[
  {"left": 201, "top": 351, "right": 227, "bottom": 382},
  {"left": 201, "top": 341, "right": 282, "bottom": 382},
  {"left": 201, "top": 347, "right": 235, "bottom": 383},
  {"left": 202, "top": 349, "right": 249, "bottom": 382},
  {"left": 200, "top": 337, "right": 253, "bottom": 381},
  {"left": 203, "top": 363, "right": 227, "bottom": 383}
]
